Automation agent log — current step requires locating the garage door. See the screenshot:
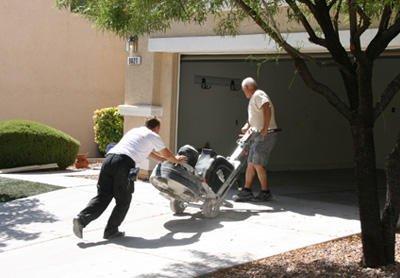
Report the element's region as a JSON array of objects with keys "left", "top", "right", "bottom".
[{"left": 177, "top": 56, "right": 400, "bottom": 170}]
